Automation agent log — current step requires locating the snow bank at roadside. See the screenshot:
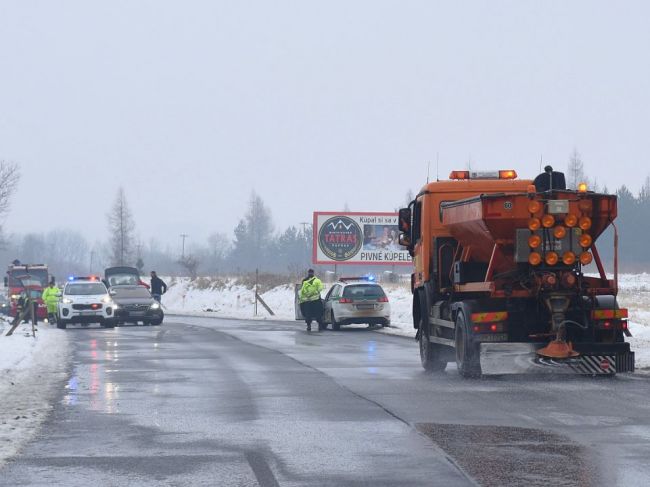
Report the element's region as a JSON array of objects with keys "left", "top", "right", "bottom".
[
  {"left": 164, "top": 274, "right": 650, "bottom": 367},
  {"left": 163, "top": 278, "right": 415, "bottom": 333},
  {"left": 616, "top": 274, "right": 650, "bottom": 369},
  {"left": 0, "top": 319, "right": 70, "bottom": 466}
]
